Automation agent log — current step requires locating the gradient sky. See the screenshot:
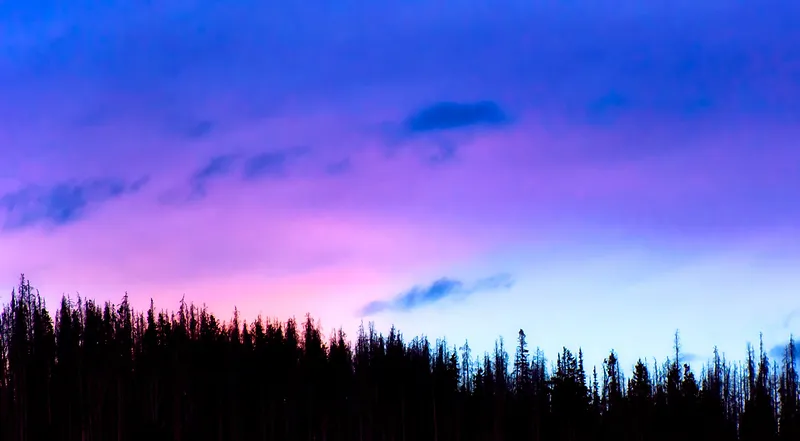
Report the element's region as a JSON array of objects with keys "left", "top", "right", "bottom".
[{"left": 1, "top": 0, "right": 799, "bottom": 369}]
